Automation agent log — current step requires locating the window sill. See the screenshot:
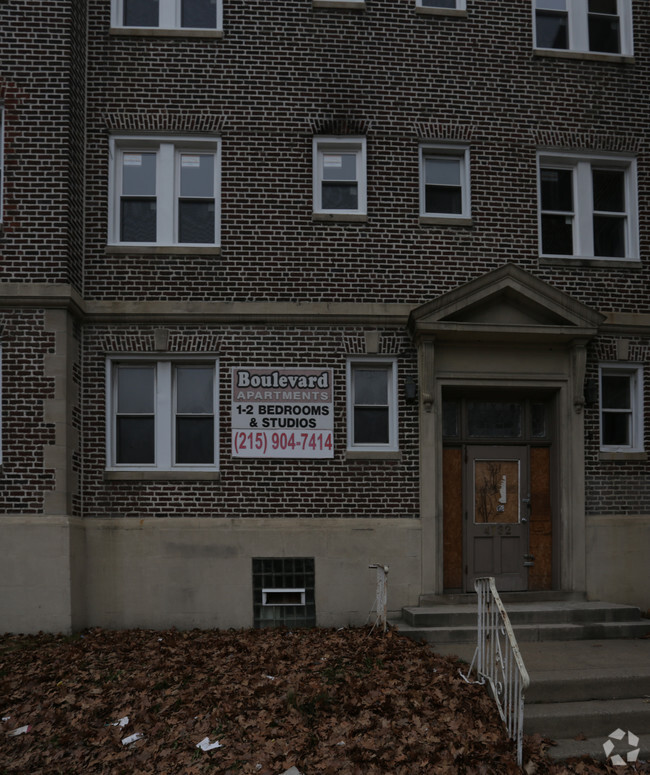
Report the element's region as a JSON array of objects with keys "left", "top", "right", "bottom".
[
  {"left": 345, "top": 450, "right": 402, "bottom": 461},
  {"left": 106, "top": 245, "right": 221, "bottom": 256},
  {"left": 105, "top": 470, "right": 221, "bottom": 481},
  {"left": 533, "top": 49, "right": 634, "bottom": 65},
  {"left": 539, "top": 256, "right": 641, "bottom": 269},
  {"left": 110, "top": 27, "right": 224, "bottom": 38},
  {"left": 312, "top": 213, "right": 367, "bottom": 223},
  {"left": 598, "top": 451, "right": 647, "bottom": 462},
  {"left": 313, "top": 0, "right": 365, "bottom": 7},
  {"left": 415, "top": 7, "right": 467, "bottom": 17},
  {"left": 419, "top": 215, "right": 472, "bottom": 226}
]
